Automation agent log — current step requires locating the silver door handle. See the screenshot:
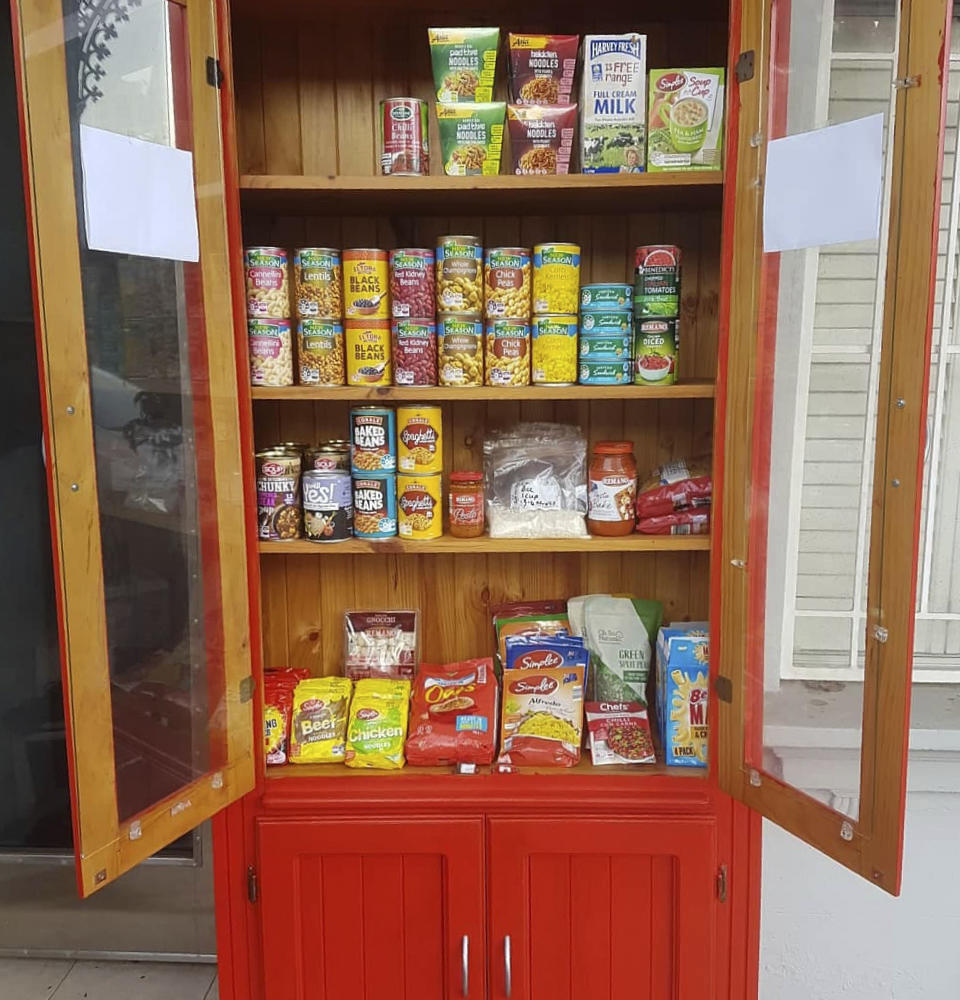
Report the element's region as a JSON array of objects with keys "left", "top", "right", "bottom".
[
  {"left": 504, "top": 934, "right": 512, "bottom": 998},
  {"left": 461, "top": 934, "right": 469, "bottom": 996}
]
